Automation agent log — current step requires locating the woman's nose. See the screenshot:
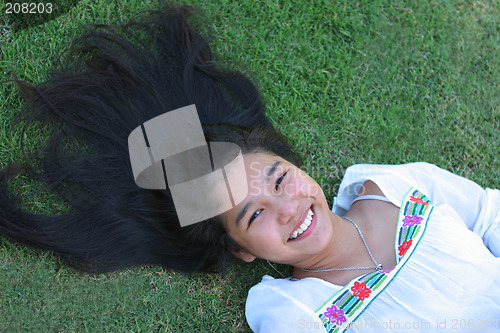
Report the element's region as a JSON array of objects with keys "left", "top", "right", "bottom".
[{"left": 276, "top": 197, "right": 300, "bottom": 225}]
